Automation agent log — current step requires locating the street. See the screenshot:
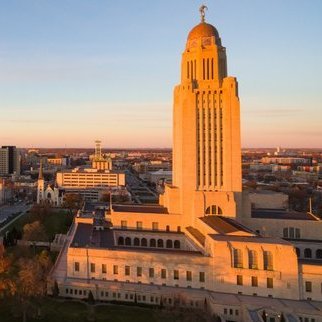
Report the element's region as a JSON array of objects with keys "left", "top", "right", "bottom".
[{"left": 0, "top": 202, "right": 31, "bottom": 224}]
